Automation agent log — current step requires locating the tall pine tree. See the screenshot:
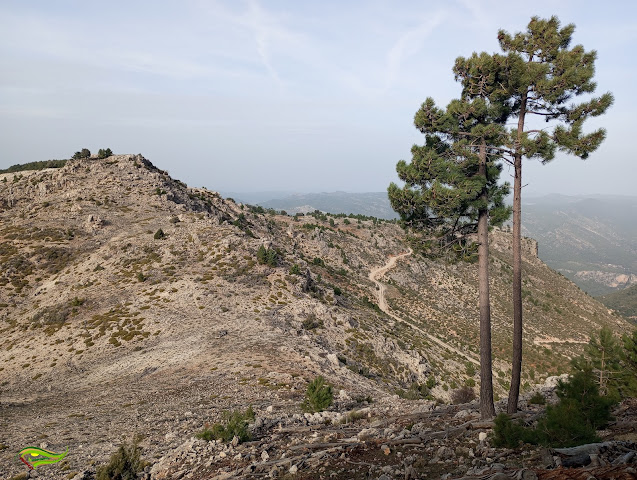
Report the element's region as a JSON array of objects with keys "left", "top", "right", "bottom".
[
  {"left": 388, "top": 96, "right": 510, "bottom": 419},
  {"left": 454, "top": 16, "right": 613, "bottom": 413}
]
